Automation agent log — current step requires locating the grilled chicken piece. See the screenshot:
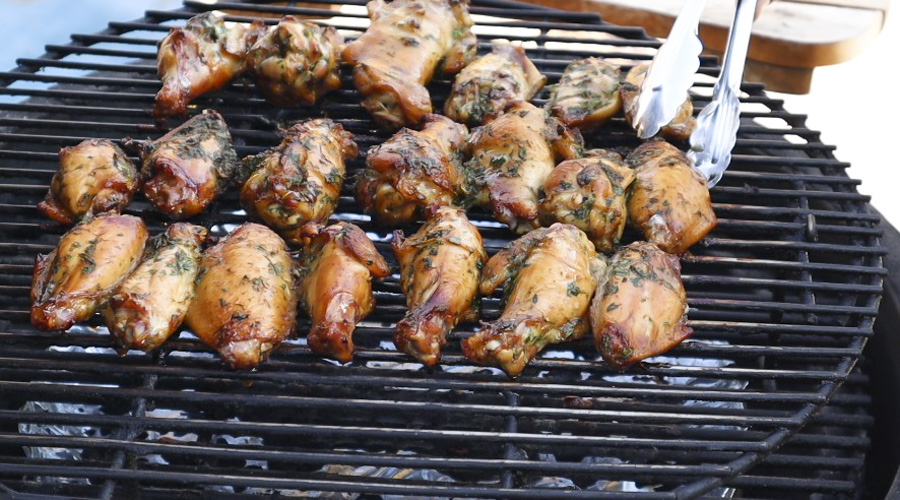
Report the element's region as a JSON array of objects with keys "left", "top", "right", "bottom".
[
  {"left": 444, "top": 44, "right": 546, "bottom": 126},
  {"left": 621, "top": 63, "right": 695, "bottom": 140},
  {"left": 31, "top": 214, "right": 148, "bottom": 331},
  {"left": 247, "top": 16, "right": 343, "bottom": 106},
  {"left": 539, "top": 150, "right": 634, "bottom": 253},
  {"left": 462, "top": 224, "right": 606, "bottom": 377},
  {"left": 185, "top": 223, "right": 297, "bottom": 370},
  {"left": 591, "top": 241, "right": 692, "bottom": 370},
  {"left": 546, "top": 57, "right": 622, "bottom": 130},
  {"left": 37, "top": 139, "right": 139, "bottom": 226},
  {"left": 392, "top": 207, "right": 486, "bottom": 366},
  {"left": 154, "top": 11, "right": 265, "bottom": 118},
  {"left": 356, "top": 114, "right": 471, "bottom": 226},
  {"left": 626, "top": 140, "right": 716, "bottom": 254},
  {"left": 102, "top": 223, "right": 207, "bottom": 353},
  {"left": 297, "top": 223, "right": 390, "bottom": 363},
  {"left": 241, "top": 119, "right": 357, "bottom": 245},
  {"left": 341, "top": 0, "right": 477, "bottom": 129},
  {"left": 134, "top": 110, "right": 239, "bottom": 220},
  {"left": 467, "top": 101, "right": 583, "bottom": 234}
]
